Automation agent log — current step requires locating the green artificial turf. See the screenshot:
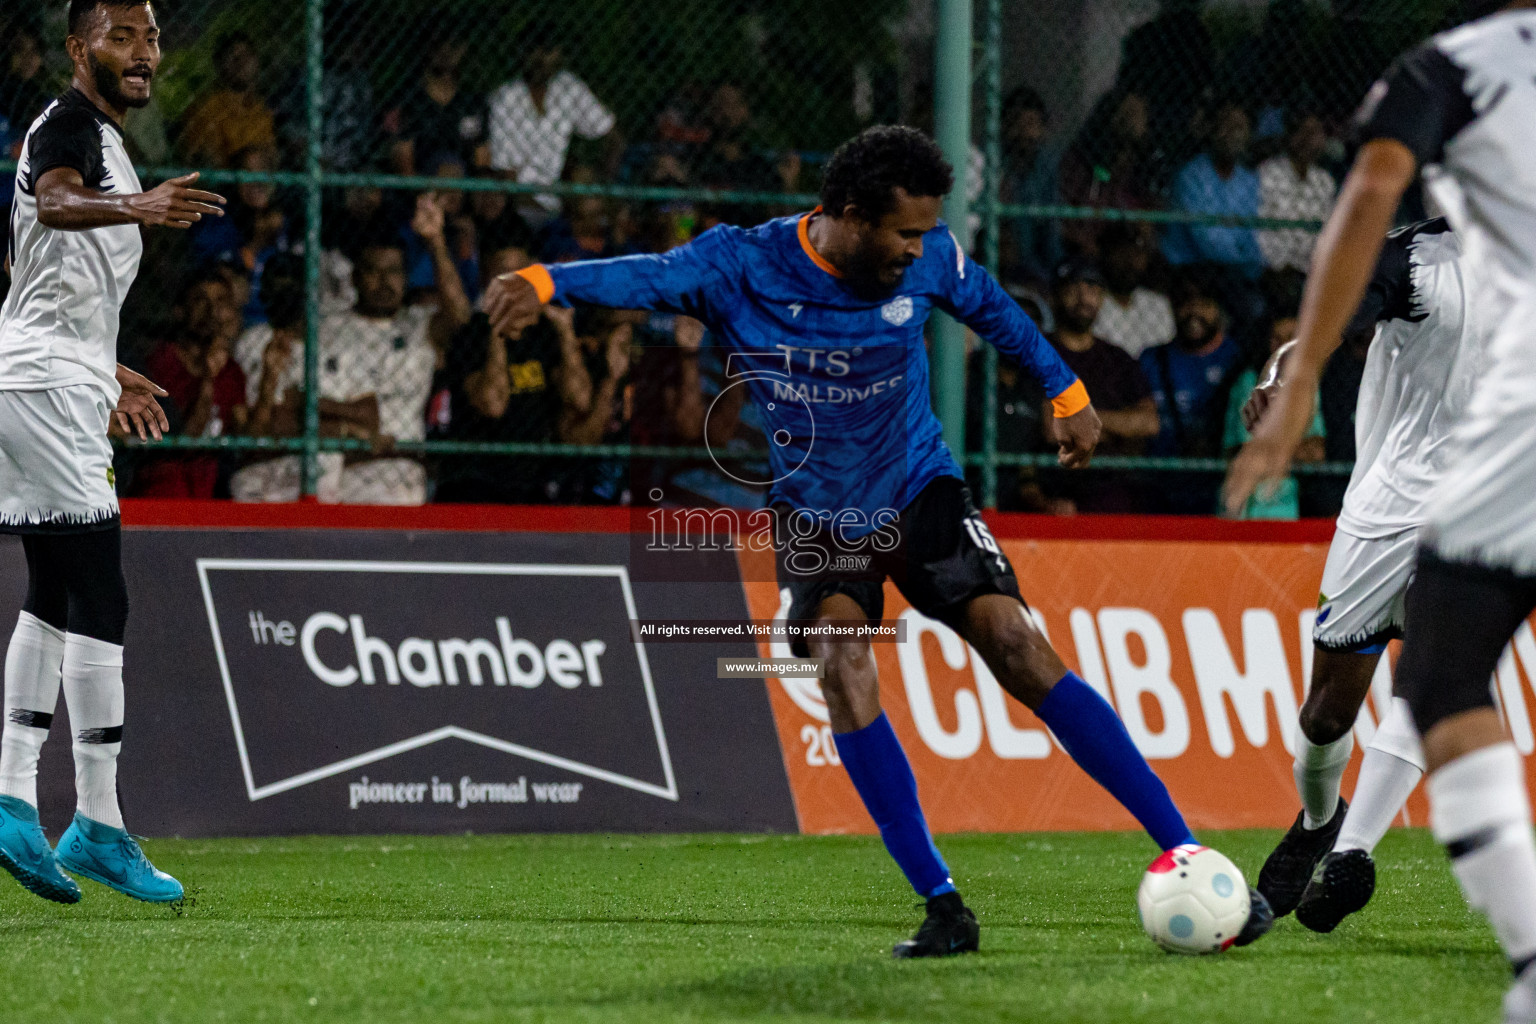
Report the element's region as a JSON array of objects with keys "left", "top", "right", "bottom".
[{"left": 0, "top": 828, "right": 1505, "bottom": 1023}]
